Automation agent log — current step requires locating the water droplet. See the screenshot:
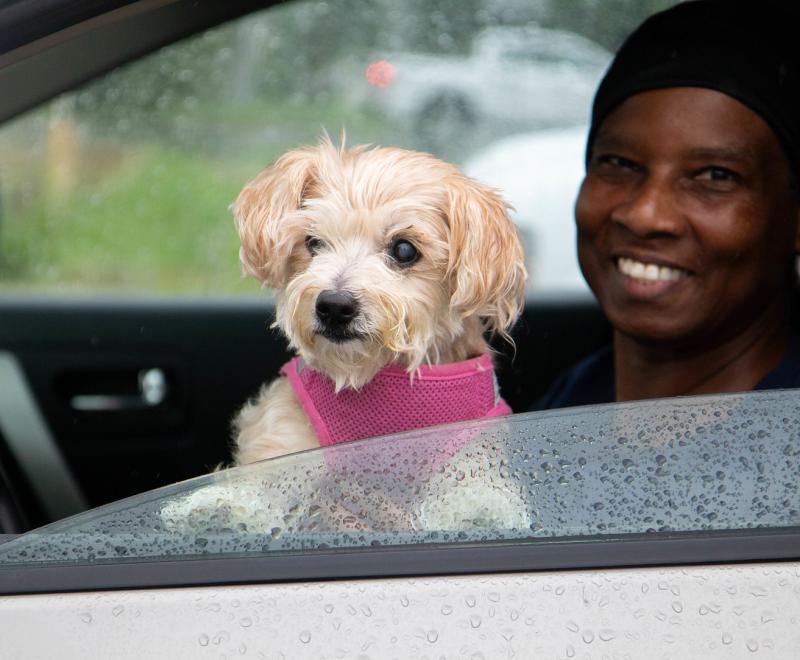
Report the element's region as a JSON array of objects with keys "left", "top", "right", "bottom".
[
  {"left": 746, "top": 639, "right": 759, "bottom": 652},
  {"left": 198, "top": 634, "right": 209, "bottom": 647},
  {"left": 672, "top": 601, "right": 683, "bottom": 613},
  {"left": 299, "top": 631, "right": 312, "bottom": 644},
  {"left": 566, "top": 620, "right": 579, "bottom": 633},
  {"left": 469, "top": 614, "right": 482, "bottom": 628},
  {"left": 722, "top": 633, "right": 733, "bottom": 645},
  {"left": 566, "top": 645, "right": 575, "bottom": 658},
  {"left": 581, "top": 629, "right": 595, "bottom": 644},
  {"left": 555, "top": 585, "right": 565, "bottom": 596},
  {"left": 599, "top": 629, "right": 616, "bottom": 642},
  {"left": 400, "top": 596, "right": 410, "bottom": 607},
  {"left": 441, "top": 604, "right": 453, "bottom": 615},
  {"left": 324, "top": 604, "right": 334, "bottom": 614},
  {"left": 465, "top": 595, "right": 476, "bottom": 608},
  {"left": 426, "top": 630, "right": 439, "bottom": 643},
  {"left": 112, "top": 605, "right": 124, "bottom": 617},
  {"left": 240, "top": 617, "right": 253, "bottom": 628},
  {"left": 212, "top": 631, "right": 230, "bottom": 645},
  {"left": 80, "top": 613, "right": 92, "bottom": 624},
  {"left": 239, "top": 643, "right": 247, "bottom": 655}
]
